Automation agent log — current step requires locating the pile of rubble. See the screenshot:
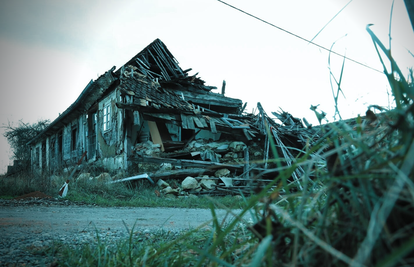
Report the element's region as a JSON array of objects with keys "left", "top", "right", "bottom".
[
  {"left": 51, "top": 103, "right": 323, "bottom": 197},
  {"left": 156, "top": 169, "right": 240, "bottom": 198},
  {"left": 134, "top": 139, "right": 263, "bottom": 164},
  {"left": 121, "top": 105, "right": 322, "bottom": 195},
  {"left": 62, "top": 137, "right": 269, "bottom": 196},
  {"left": 57, "top": 165, "right": 253, "bottom": 197}
]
